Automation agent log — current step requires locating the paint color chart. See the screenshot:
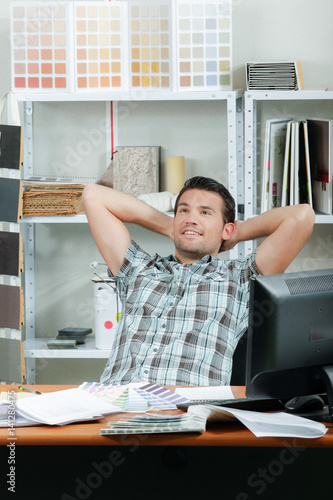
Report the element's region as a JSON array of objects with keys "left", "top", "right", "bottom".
[
  {"left": 74, "top": 2, "right": 125, "bottom": 91},
  {"left": 129, "top": 0, "right": 171, "bottom": 90},
  {"left": 10, "top": 1, "right": 233, "bottom": 94},
  {"left": 176, "top": 0, "right": 232, "bottom": 90},
  {"left": 10, "top": 2, "right": 72, "bottom": 92}
]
